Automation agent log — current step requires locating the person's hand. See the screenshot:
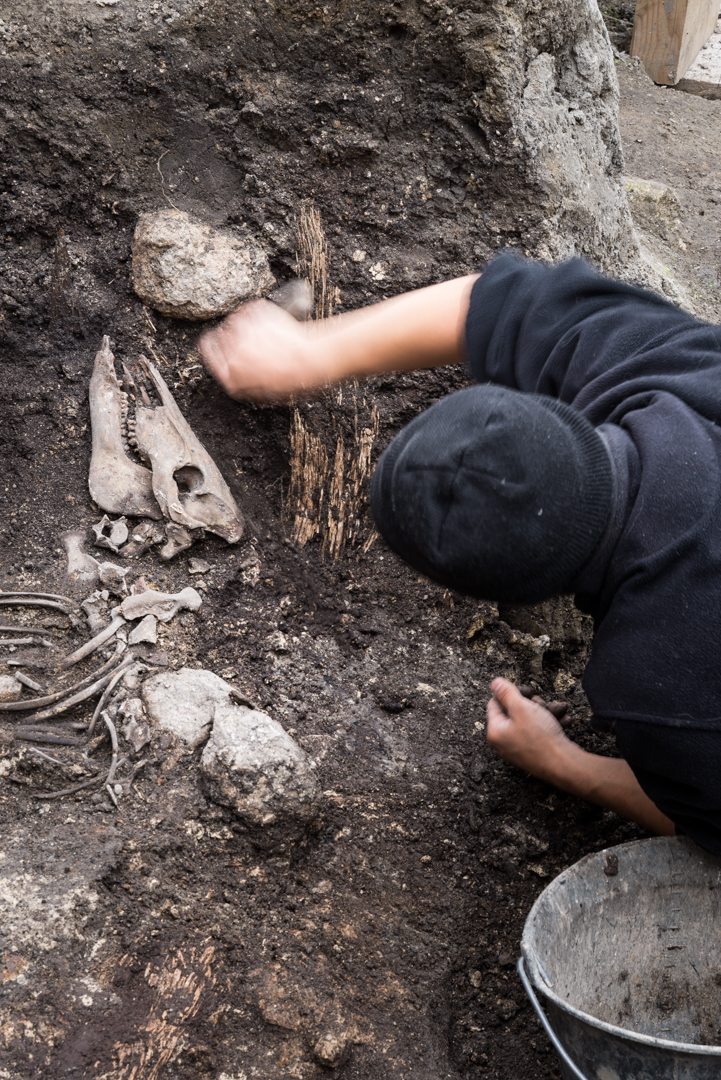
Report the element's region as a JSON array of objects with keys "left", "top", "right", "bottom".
[
  {"left": 199, "top": 300, "right": 326, "bottom": 402},
  {"left": 486, "top": 676, "right": 571, "bottom": 781}
]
